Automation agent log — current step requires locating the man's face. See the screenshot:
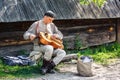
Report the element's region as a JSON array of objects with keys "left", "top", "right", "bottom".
[{"left": 44, "top": 16, "right": 54, "bottom": 24}]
